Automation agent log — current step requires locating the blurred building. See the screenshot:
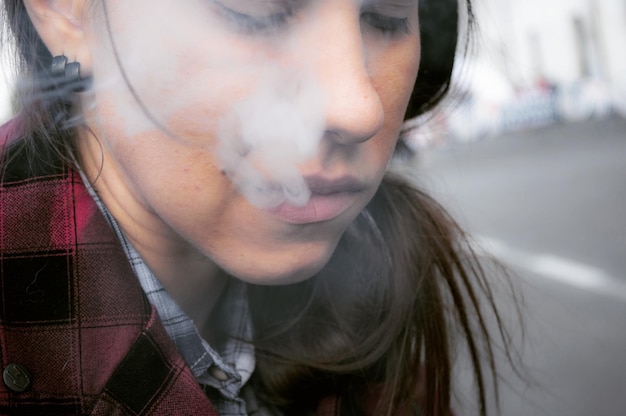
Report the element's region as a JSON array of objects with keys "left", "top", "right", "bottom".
[
  {"left": 476, "top": 0, "right": 626, "bottom": 88},
  {"left": 0, "top": 43, "right": 15, "bottom": 123},
  {"left": 436, "top": 0, "right": 626, "bottom": 144}
]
